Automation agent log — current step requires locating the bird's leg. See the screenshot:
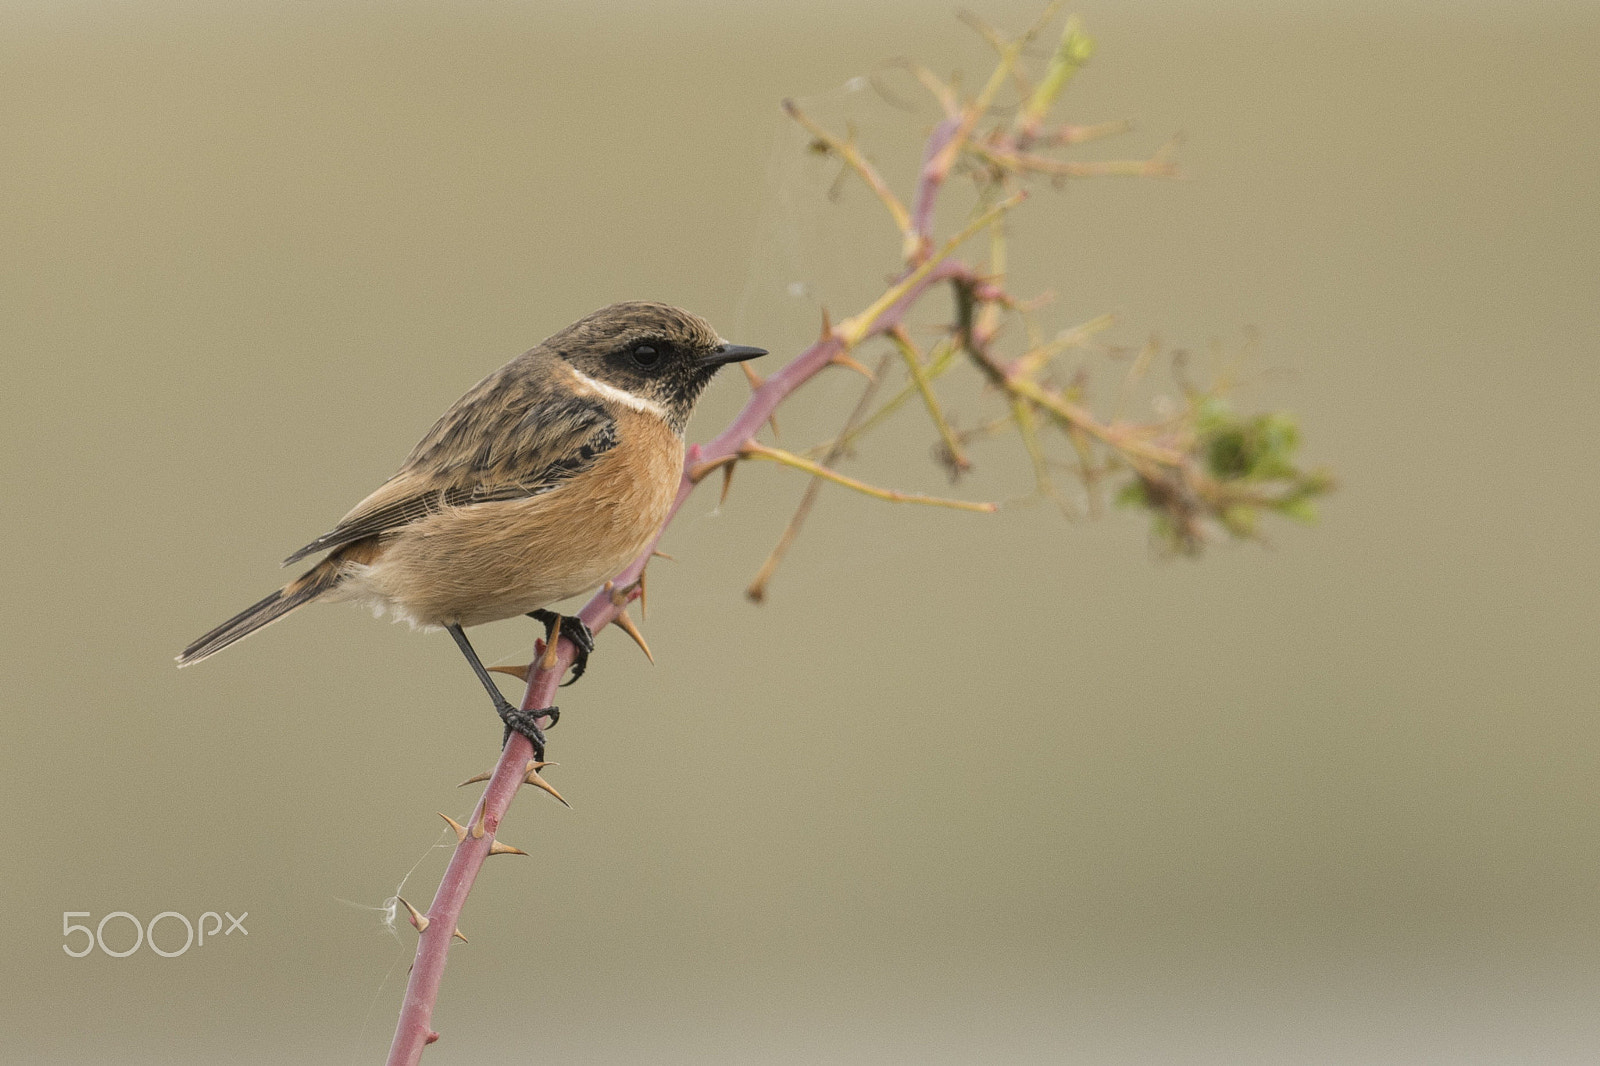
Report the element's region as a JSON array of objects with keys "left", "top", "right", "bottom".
[
  {"left": 526, "top": 610, "right": 596, "bottom": 687},
  {"left": 445, "top": 623, "right": 556, "bottom": 758}
]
